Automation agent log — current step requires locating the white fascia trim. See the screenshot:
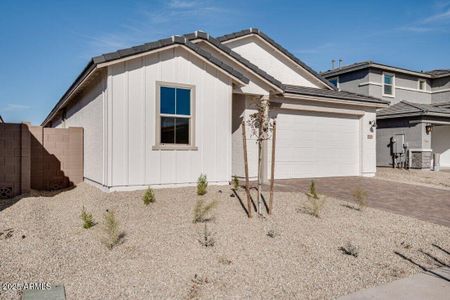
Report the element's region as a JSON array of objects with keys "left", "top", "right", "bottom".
[
  {"left": 432, "top": 88, "right": 450, "bottom": 94},
  {"left": 281, "top": 93, "right": 387, "bottom": 108},
  {"left": 43, "top": 65, "right": 99, "bottom": 126},
  {"left": 270, "top": 101, "right": 365, "bottom": 116},
  {"left": 222, "top": 33, "right": 333, "bottom": 90},
  {"left": 97, "top": 44, "right": 248, "bottom": 86},
  {"left": 190, "top": 39, "right": 284, "bottom": 93},
  {"left": 359, "top": 81, "right": 438, "bottom": 94}
]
